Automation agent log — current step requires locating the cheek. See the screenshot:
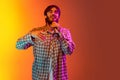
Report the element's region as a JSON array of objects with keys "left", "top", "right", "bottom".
[
  {"left": 56, "top": 15, "right": 59, "bottom": 19},
  {"left": 56, "top": 14, "right": 59, "bottom": 18},
  {"left": 46, "top": 13, "right": 51, "bottom": 17}
]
